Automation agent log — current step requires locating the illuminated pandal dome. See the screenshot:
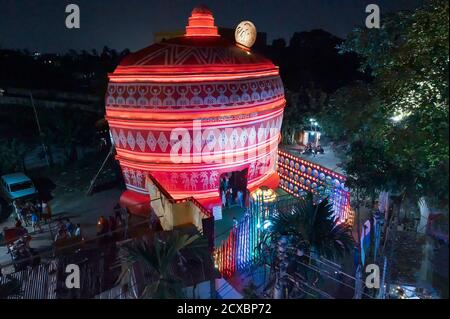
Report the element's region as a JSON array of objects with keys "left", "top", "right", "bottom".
[{"left": 105, "top": 5, "right": 285, "bottom": 213}]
